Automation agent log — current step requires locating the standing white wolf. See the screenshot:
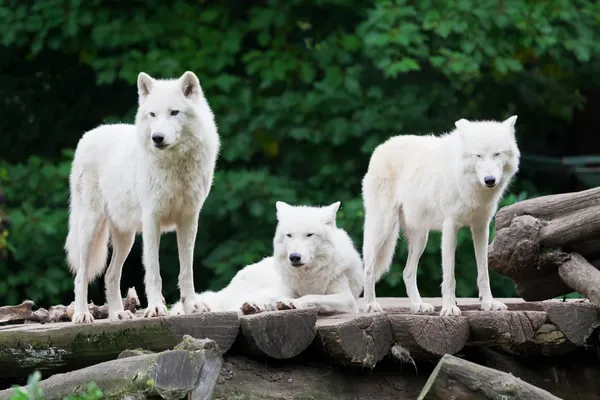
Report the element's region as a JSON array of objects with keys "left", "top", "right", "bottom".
[
  {"left": 361, "top": 116, "right": 520, "bottom": 316},
  {"left": 65, "top": 71, "right": 220, "bottom": 324},
  {"left": 169, "top": 201, "right": 364, "bottom": 315}
]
